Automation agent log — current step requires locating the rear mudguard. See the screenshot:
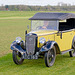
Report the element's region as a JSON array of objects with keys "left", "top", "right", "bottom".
[
  {"left": 10, "top": 41, "right": 26, "bottom": 53},
  {"left": 40, "top": 41, "right": 60, "bottom": 54}
]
